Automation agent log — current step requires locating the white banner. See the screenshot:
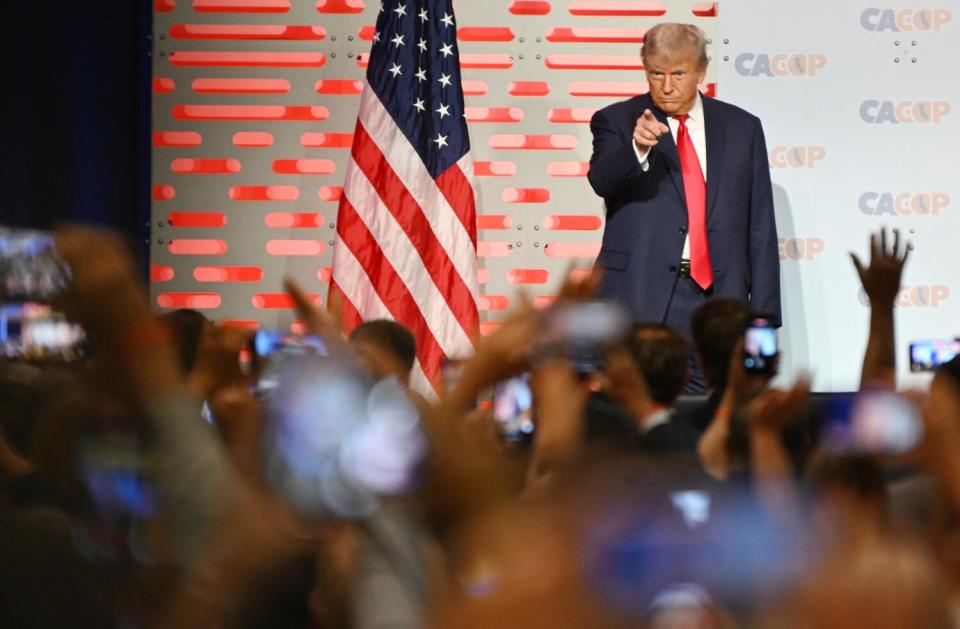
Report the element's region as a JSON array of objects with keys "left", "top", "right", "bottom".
[{"left": 718, "top": 0, "right": 959, "bottom": 390}]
